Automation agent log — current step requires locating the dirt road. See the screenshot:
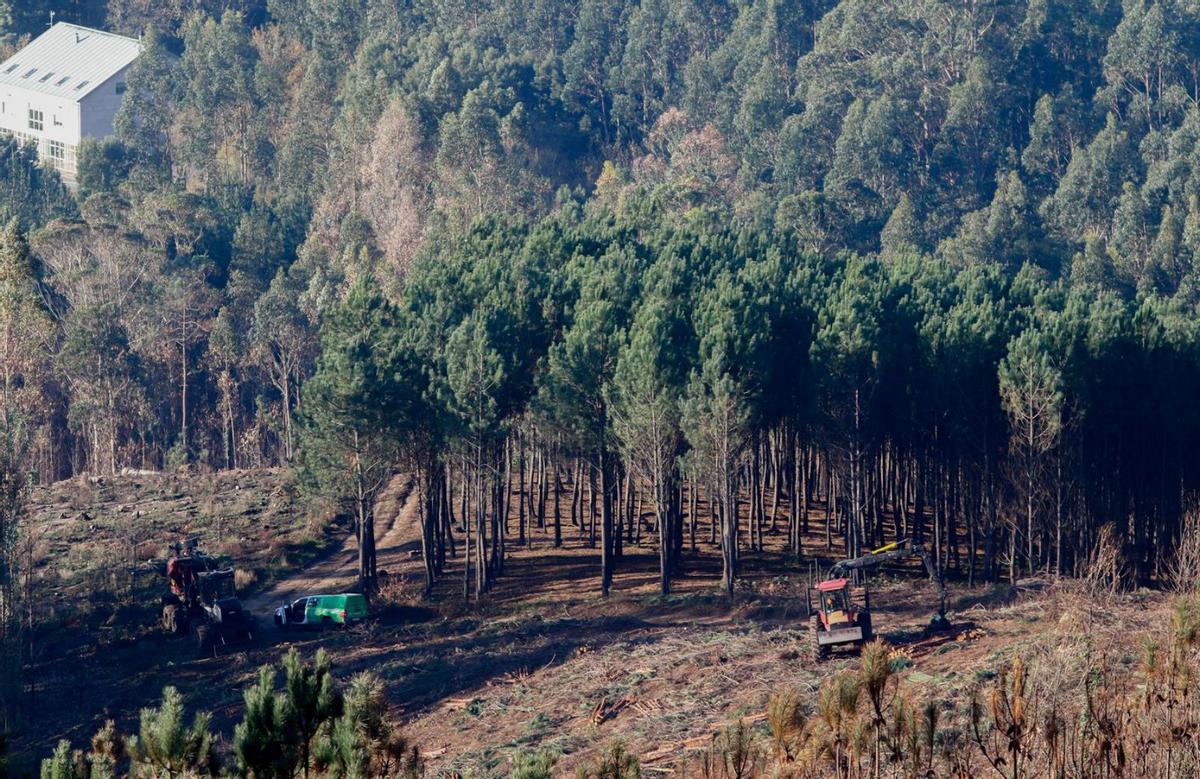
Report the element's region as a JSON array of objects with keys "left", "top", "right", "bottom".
[{"left": 245, "top": 476, "right": 419, "bottom": 617}]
